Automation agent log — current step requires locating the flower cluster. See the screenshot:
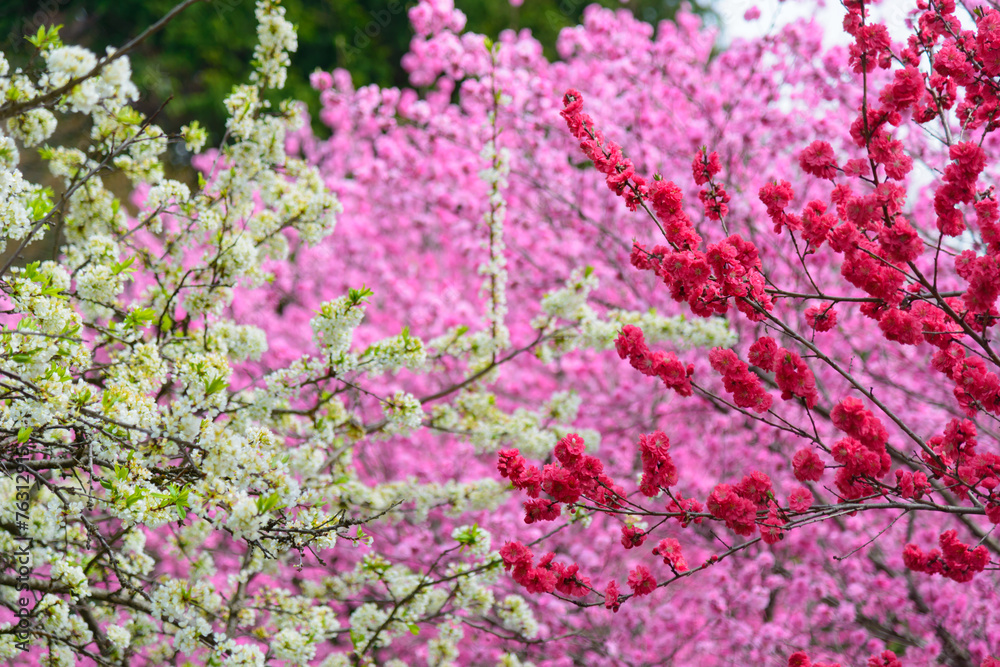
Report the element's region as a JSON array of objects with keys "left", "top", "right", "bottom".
[
  {"left": 708, "top": 348, "right": 772, "bottom": 413},
  {"left": 614, "top": 324, "right": 694, "bottom": 396},
  {"left": 903, "top": 530, "right": 990, "bottom": 583},
  {"left": 499, "top": 542, "right": 591, "bottom": 597},
  {"left": 706, "top": 471, "right": 777, "bottom": 539},
  {"left": 497, "top": 434, "right": 626, "bottom": 522}
]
